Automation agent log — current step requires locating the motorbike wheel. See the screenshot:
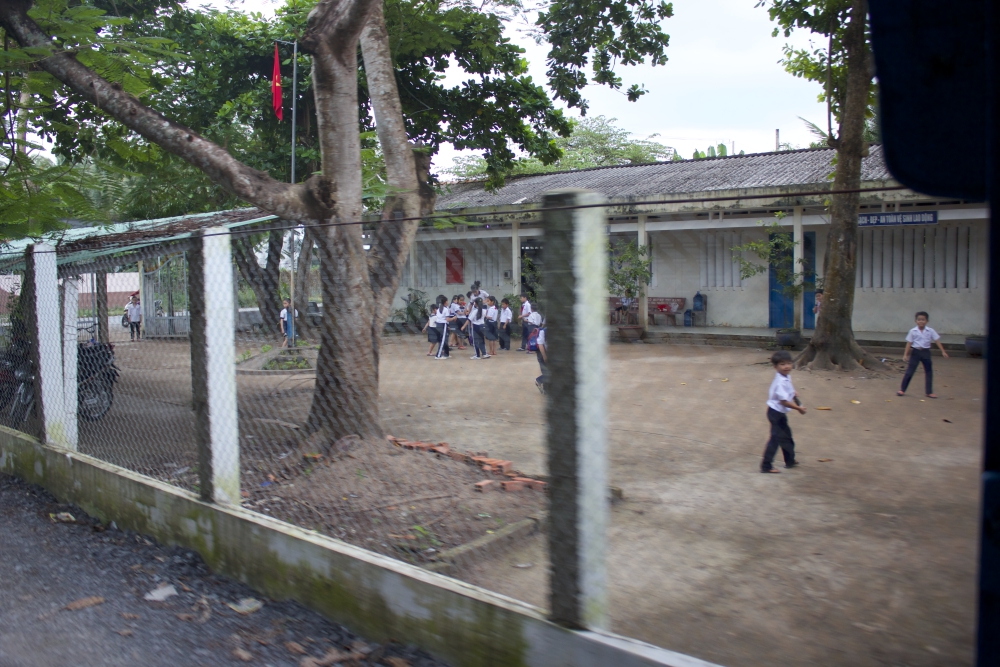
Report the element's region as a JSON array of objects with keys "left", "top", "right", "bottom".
[
  {"left": 78, "top": 380, "right": 114, "bottom": 422},
  {"left": 7, "top": 386, "right": 33, "bottom": 428}
]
